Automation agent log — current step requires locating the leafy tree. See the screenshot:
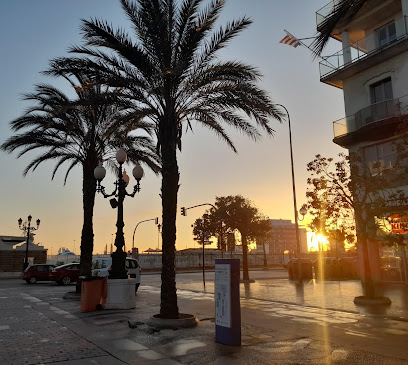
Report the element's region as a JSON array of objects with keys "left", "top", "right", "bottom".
[
  {"left": 203, "top": 195, "right": 266, "bottom": 280},
  {"left": 193, "top": 209, "right": 228, "bottom": 253},
  {"left": 305, "top": 153, "right": 406, "bottom": 298},
  {"left": 192, "top": 213, "right": 213, "bottom": 245},
  {"left": 252, "top": 217, "right": 271, "bottom": 267},
  {"left": 48, "top": 0, "right": 282, "bottom": 317},
  {"left": 1, "top": 73, "right": 159, "bottom": 285}
]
